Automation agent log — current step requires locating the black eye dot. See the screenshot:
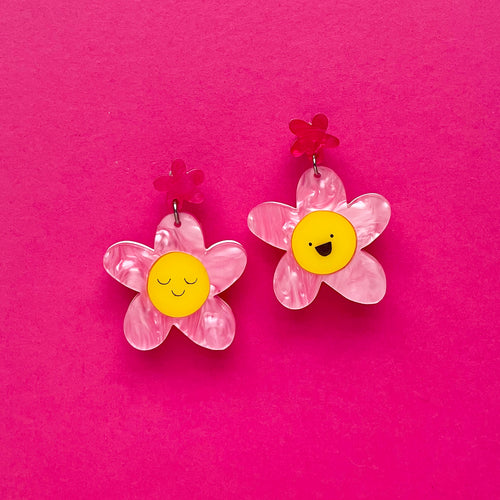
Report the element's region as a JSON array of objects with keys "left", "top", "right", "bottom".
[
  {"left": 330, "top": 234, "right": 334, "bottom": 238},
  {"left": 308, "top": 242, "right": 312, "bottom": 246}
]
